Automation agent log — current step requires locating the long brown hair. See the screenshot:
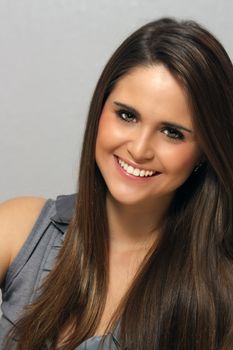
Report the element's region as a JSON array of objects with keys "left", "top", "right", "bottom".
[{"left": 6, "top": 18, "right": 233, "bottom": 349}]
